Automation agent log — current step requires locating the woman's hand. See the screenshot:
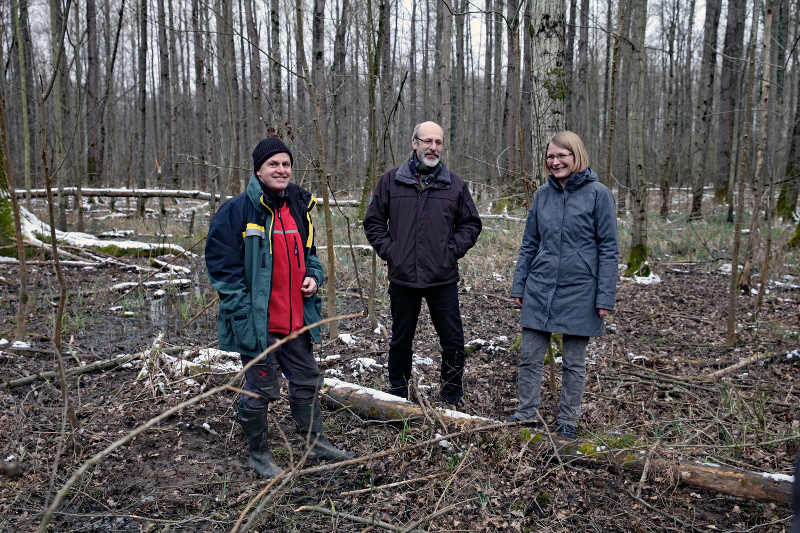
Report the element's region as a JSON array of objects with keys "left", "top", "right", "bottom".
[
  {"left": 513, "top": 297, "right": 522, "bottom": 308},
  {"left": 597, "top": 308, "right": 611, "bottom": 318},
  {"left": 301, "top": 277, "right": 318, "bottom": 298}
]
